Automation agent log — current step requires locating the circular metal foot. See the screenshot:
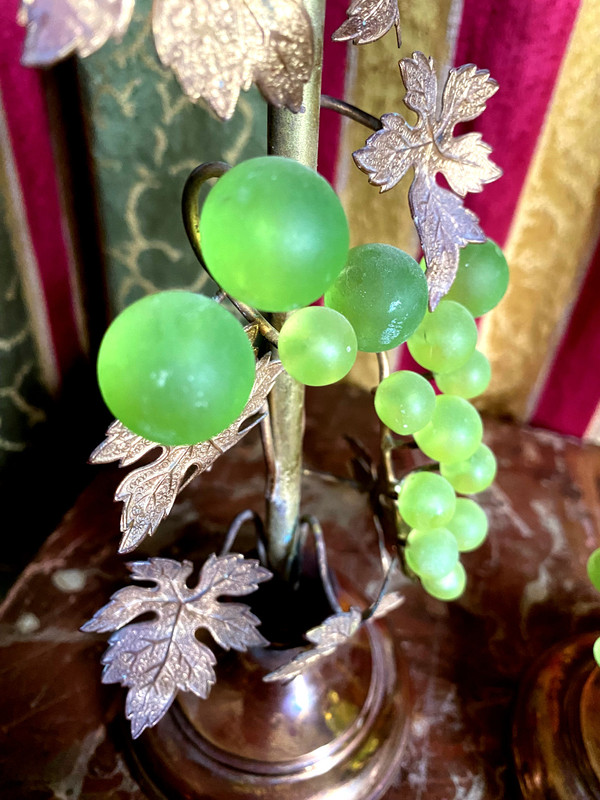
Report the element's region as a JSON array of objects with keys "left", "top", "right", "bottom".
[
  {"left": 128, "top": 609, "right": 410, "bottom": 800},
  {"left": 512, "top": 632, "right": 600, "bottom": 799}
]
